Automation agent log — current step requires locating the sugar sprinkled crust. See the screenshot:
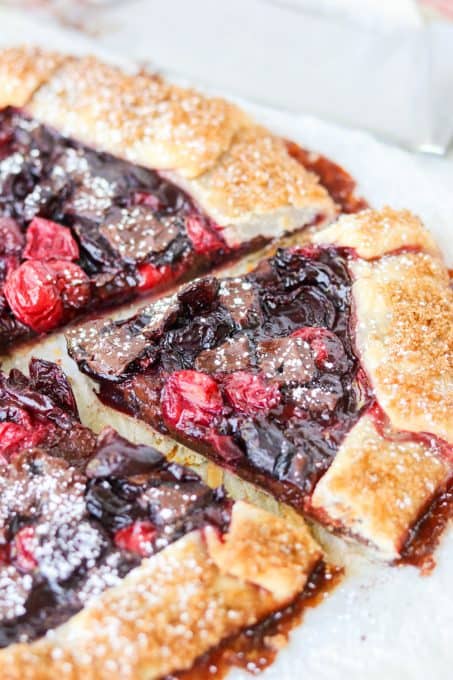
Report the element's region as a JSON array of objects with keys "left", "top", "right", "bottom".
[
  {"left": 351, "top": 252, "right": 452, "bottom": 442},
  {"left": 312, "top": 206, "right": 441, "bottom": 259},
  {"left": 27, "top": 55, "right": 249, "bottom": 179},
  {"left": 311, "top": 414, "right": 450, "bottom": 560},
  {"left": 0, "top": 47, "right": 65, "bottom": 109},
  {"left": 0, "top": 502, "right": 322, "bottom": 680},
  {"left": 173, "top": 126, "right": 335, "bottom": 245},
  {"left": 0, "top": 47, "right": 336, "bottom": 247}
]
